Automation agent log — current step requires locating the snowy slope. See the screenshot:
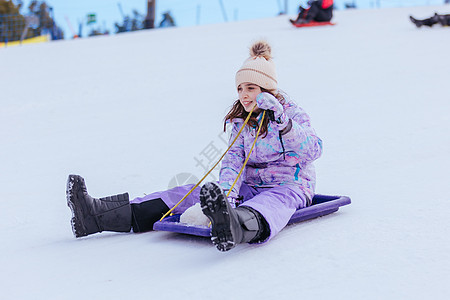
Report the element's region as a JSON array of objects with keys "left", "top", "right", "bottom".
[{"left": 1, "top": 5, "right": 449, "bottom": 300}]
